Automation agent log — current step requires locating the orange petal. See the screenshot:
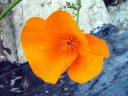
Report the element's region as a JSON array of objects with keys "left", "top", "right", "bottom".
[
  {"left": 68, "top": 52, "right": 104, "bottom": 84},
  {"left": 39, "top": 10, "right": 90, "bottom": 80},
  {"left": 45, "top": 10, "right": 88, "bottom": 48},
  {"left": 85, "top": 34, "right": 109, "bottom": 58},
  {"left": 21, "top": 16, "right": 77, "bottom": 84},
  {"left": 40, "top": 52, "right": 77, "bottom": 84},
  {"left": 21, "top": 17, "right": 46, "bottom": 77}
]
